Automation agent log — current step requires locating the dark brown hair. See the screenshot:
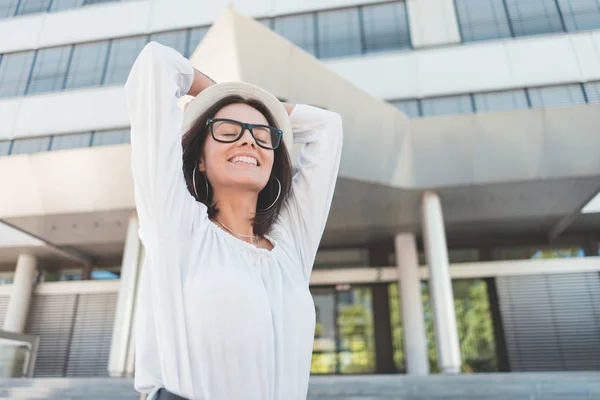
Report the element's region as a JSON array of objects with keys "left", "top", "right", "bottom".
[{"left": 182, "top": 95, "right": 292, "bottom": 237}]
